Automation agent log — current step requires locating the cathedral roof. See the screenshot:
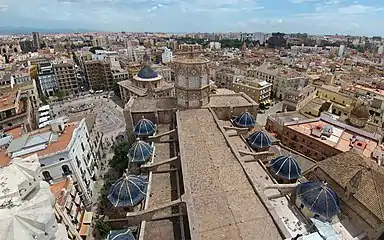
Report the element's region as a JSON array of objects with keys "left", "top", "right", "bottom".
[
  {"left": 269, "top": 155, "right": 302, "bottom": 180},
  {"left": 350, "top": 104, "right": 370, "bottom": 119},
  {"left": 127, "top": 140, "right": 153, "bottom": 163},
  {"left": 316, "top": 150, "right": 384, "bottom": 225},
  {"left": 297, "top": 181, "right": 340, "bottom": 220},
  {"left": 247, "top": 130, "right": 272, "bottom": 150},
  {"left": 137, "top": 66, "right": 158, "bottom": 79},
  {"left": 233, "top": 111, "right": 256, "bottom": 128},
  {"left": 133, "top": 116, "right": 156, "bottom": 136},
  {"left": 107, "top": 175, "right": 147, "bottom": 208}
]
